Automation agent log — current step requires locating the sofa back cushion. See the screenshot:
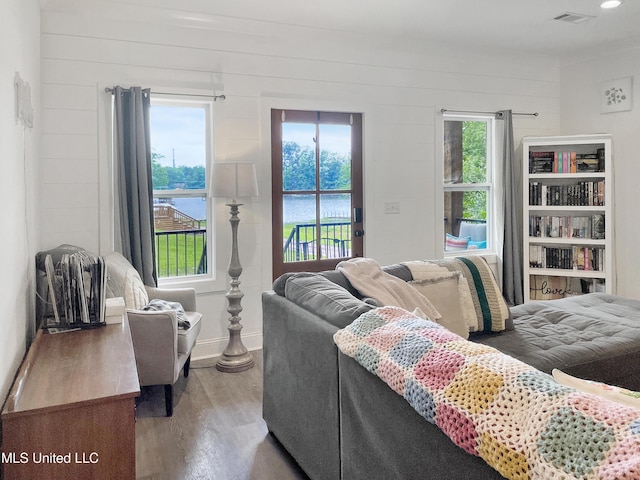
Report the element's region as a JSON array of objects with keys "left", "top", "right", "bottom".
[
  {"left": 272, "top": 263, "right": 413, "bottom": 298},
  {"left": 284, "top": 273, "right": 374, "bottom": 328}
]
